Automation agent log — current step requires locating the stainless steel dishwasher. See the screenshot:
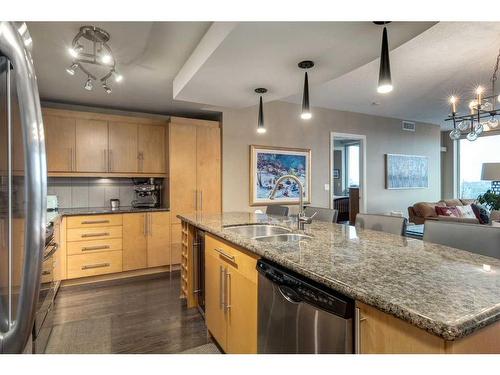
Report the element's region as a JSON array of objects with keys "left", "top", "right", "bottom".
[{"left": 257, "top": 259, "right": 354, "bottom": 354}]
